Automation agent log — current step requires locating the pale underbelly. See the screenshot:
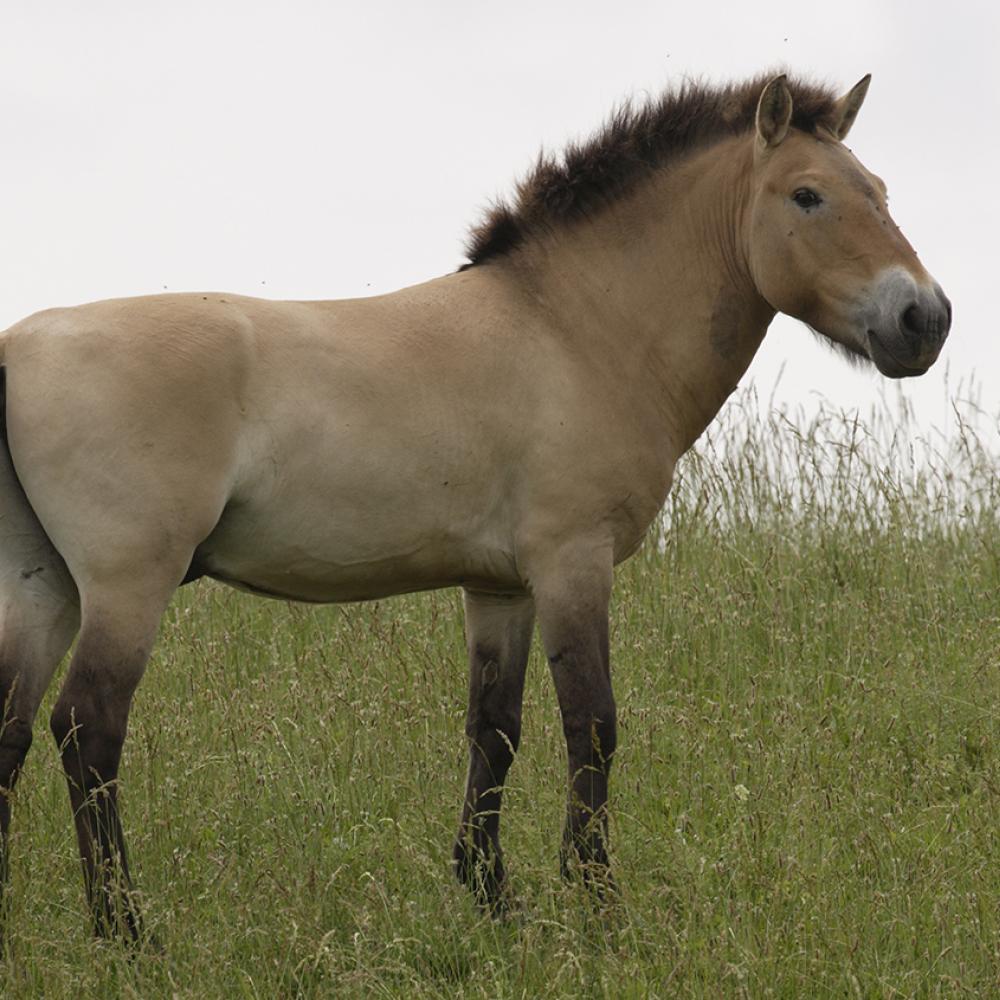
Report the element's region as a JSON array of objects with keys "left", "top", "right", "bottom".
[
  {"left": 199, "top": 555, "right": 518, "bottom": 603},
  {"left": 187, "top": 505, "right": 522, "bottom": 603}
]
